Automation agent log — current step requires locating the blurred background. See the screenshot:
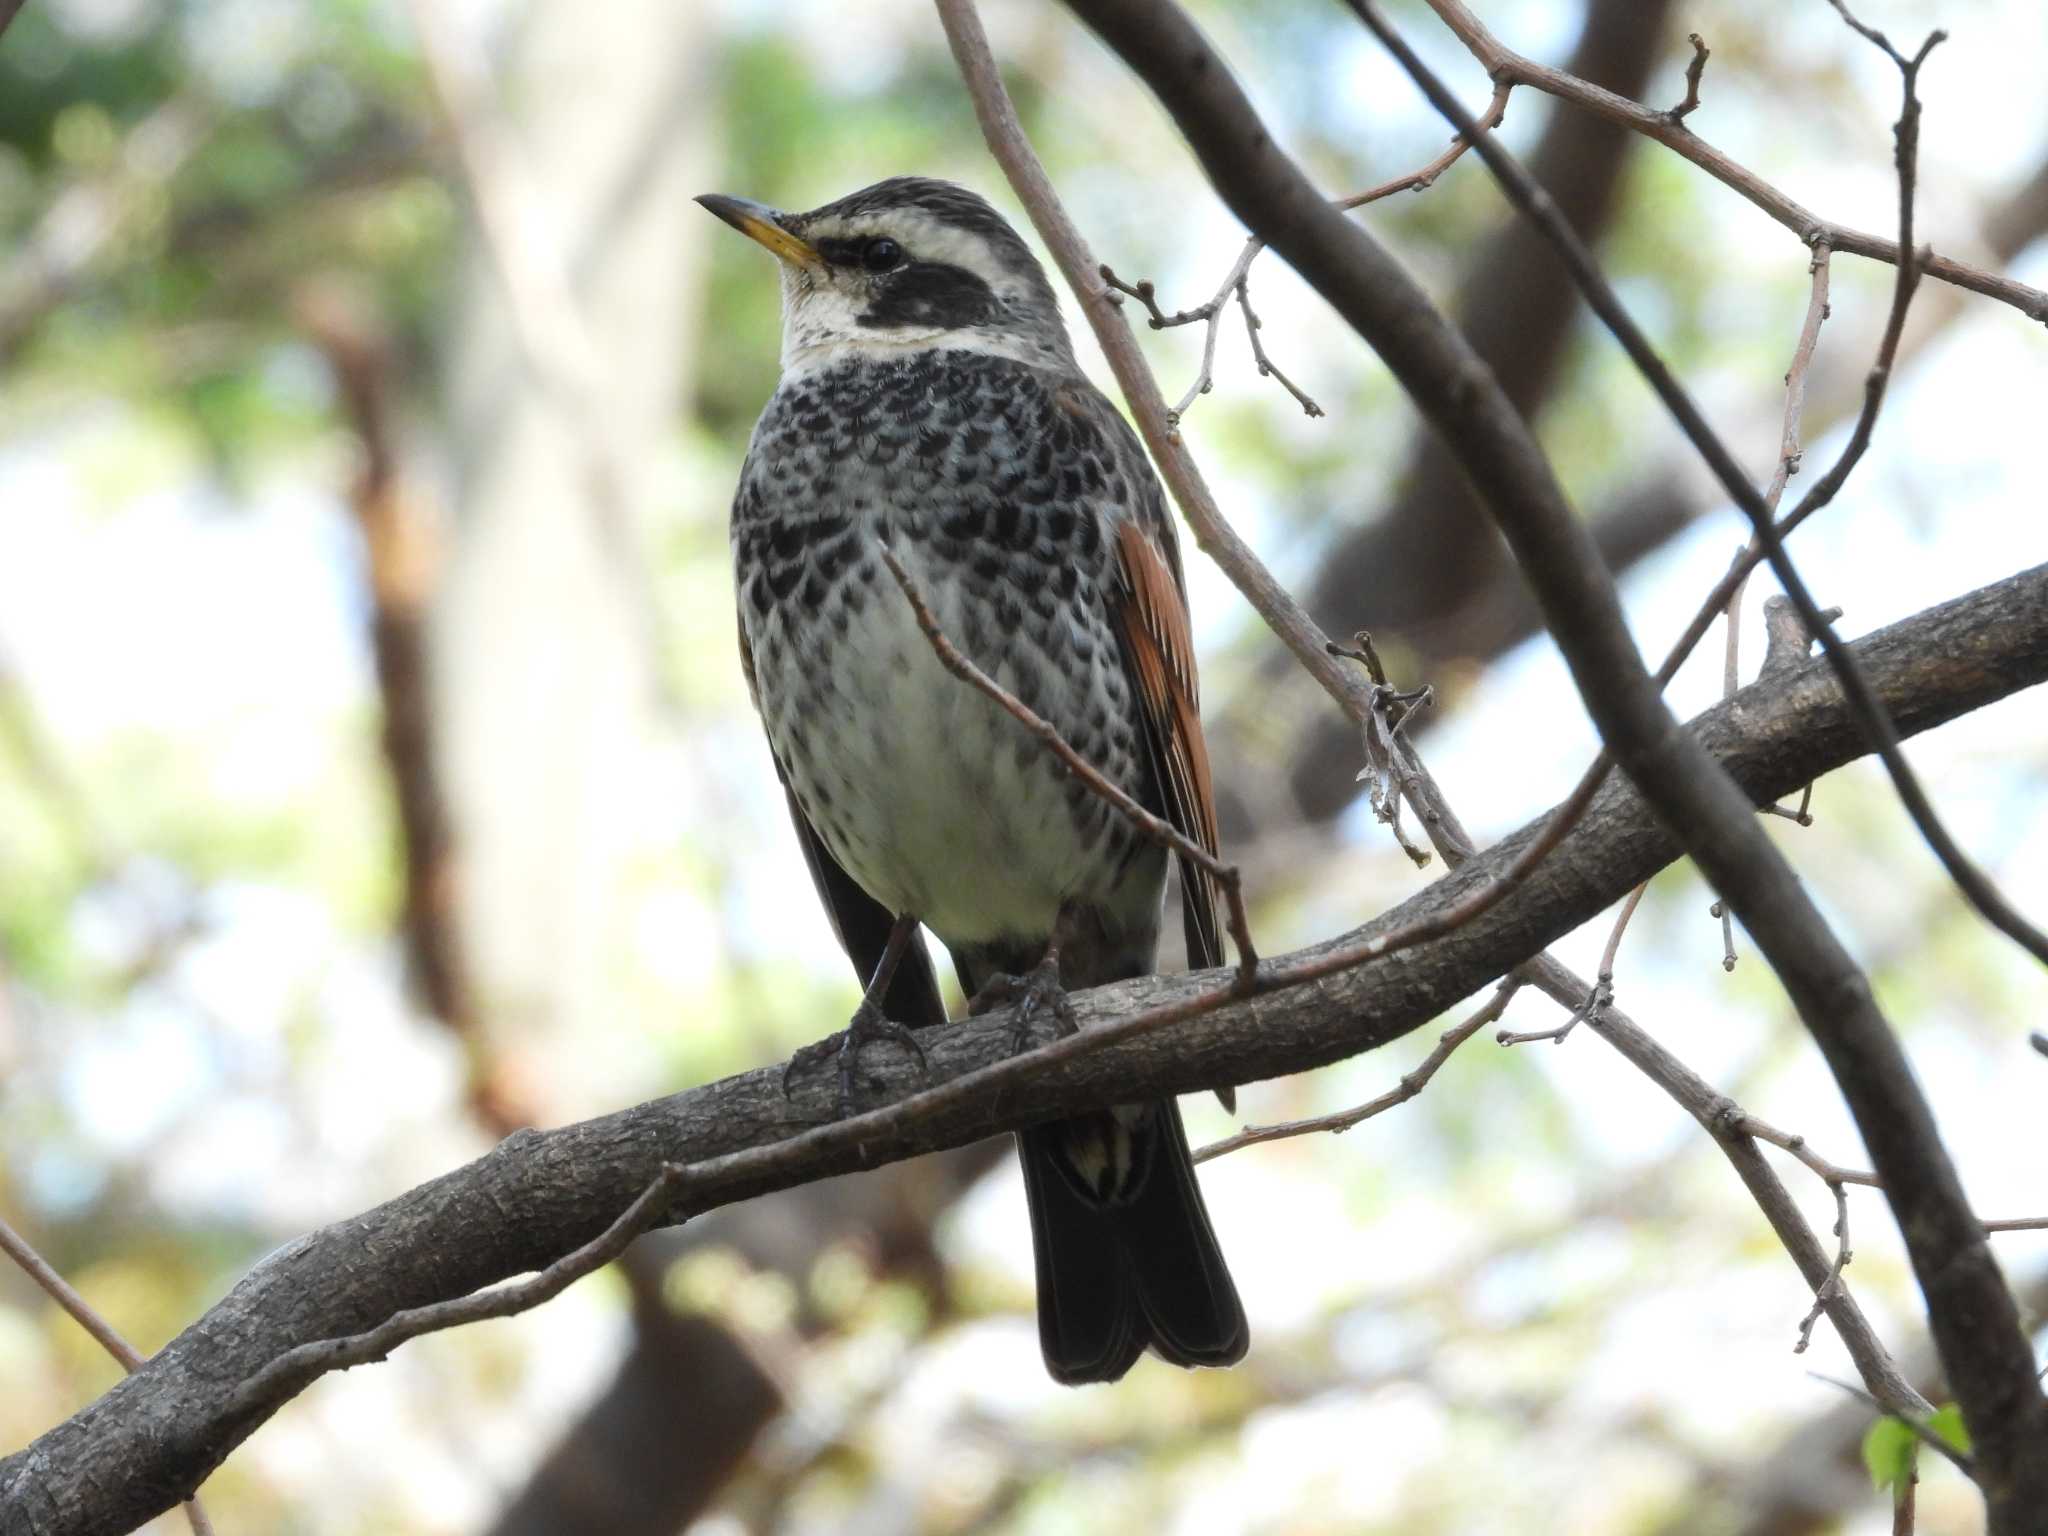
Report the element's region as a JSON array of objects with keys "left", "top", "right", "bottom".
[{"left": 2, "top": 0, "right": 2046, "bottom": 1530}]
